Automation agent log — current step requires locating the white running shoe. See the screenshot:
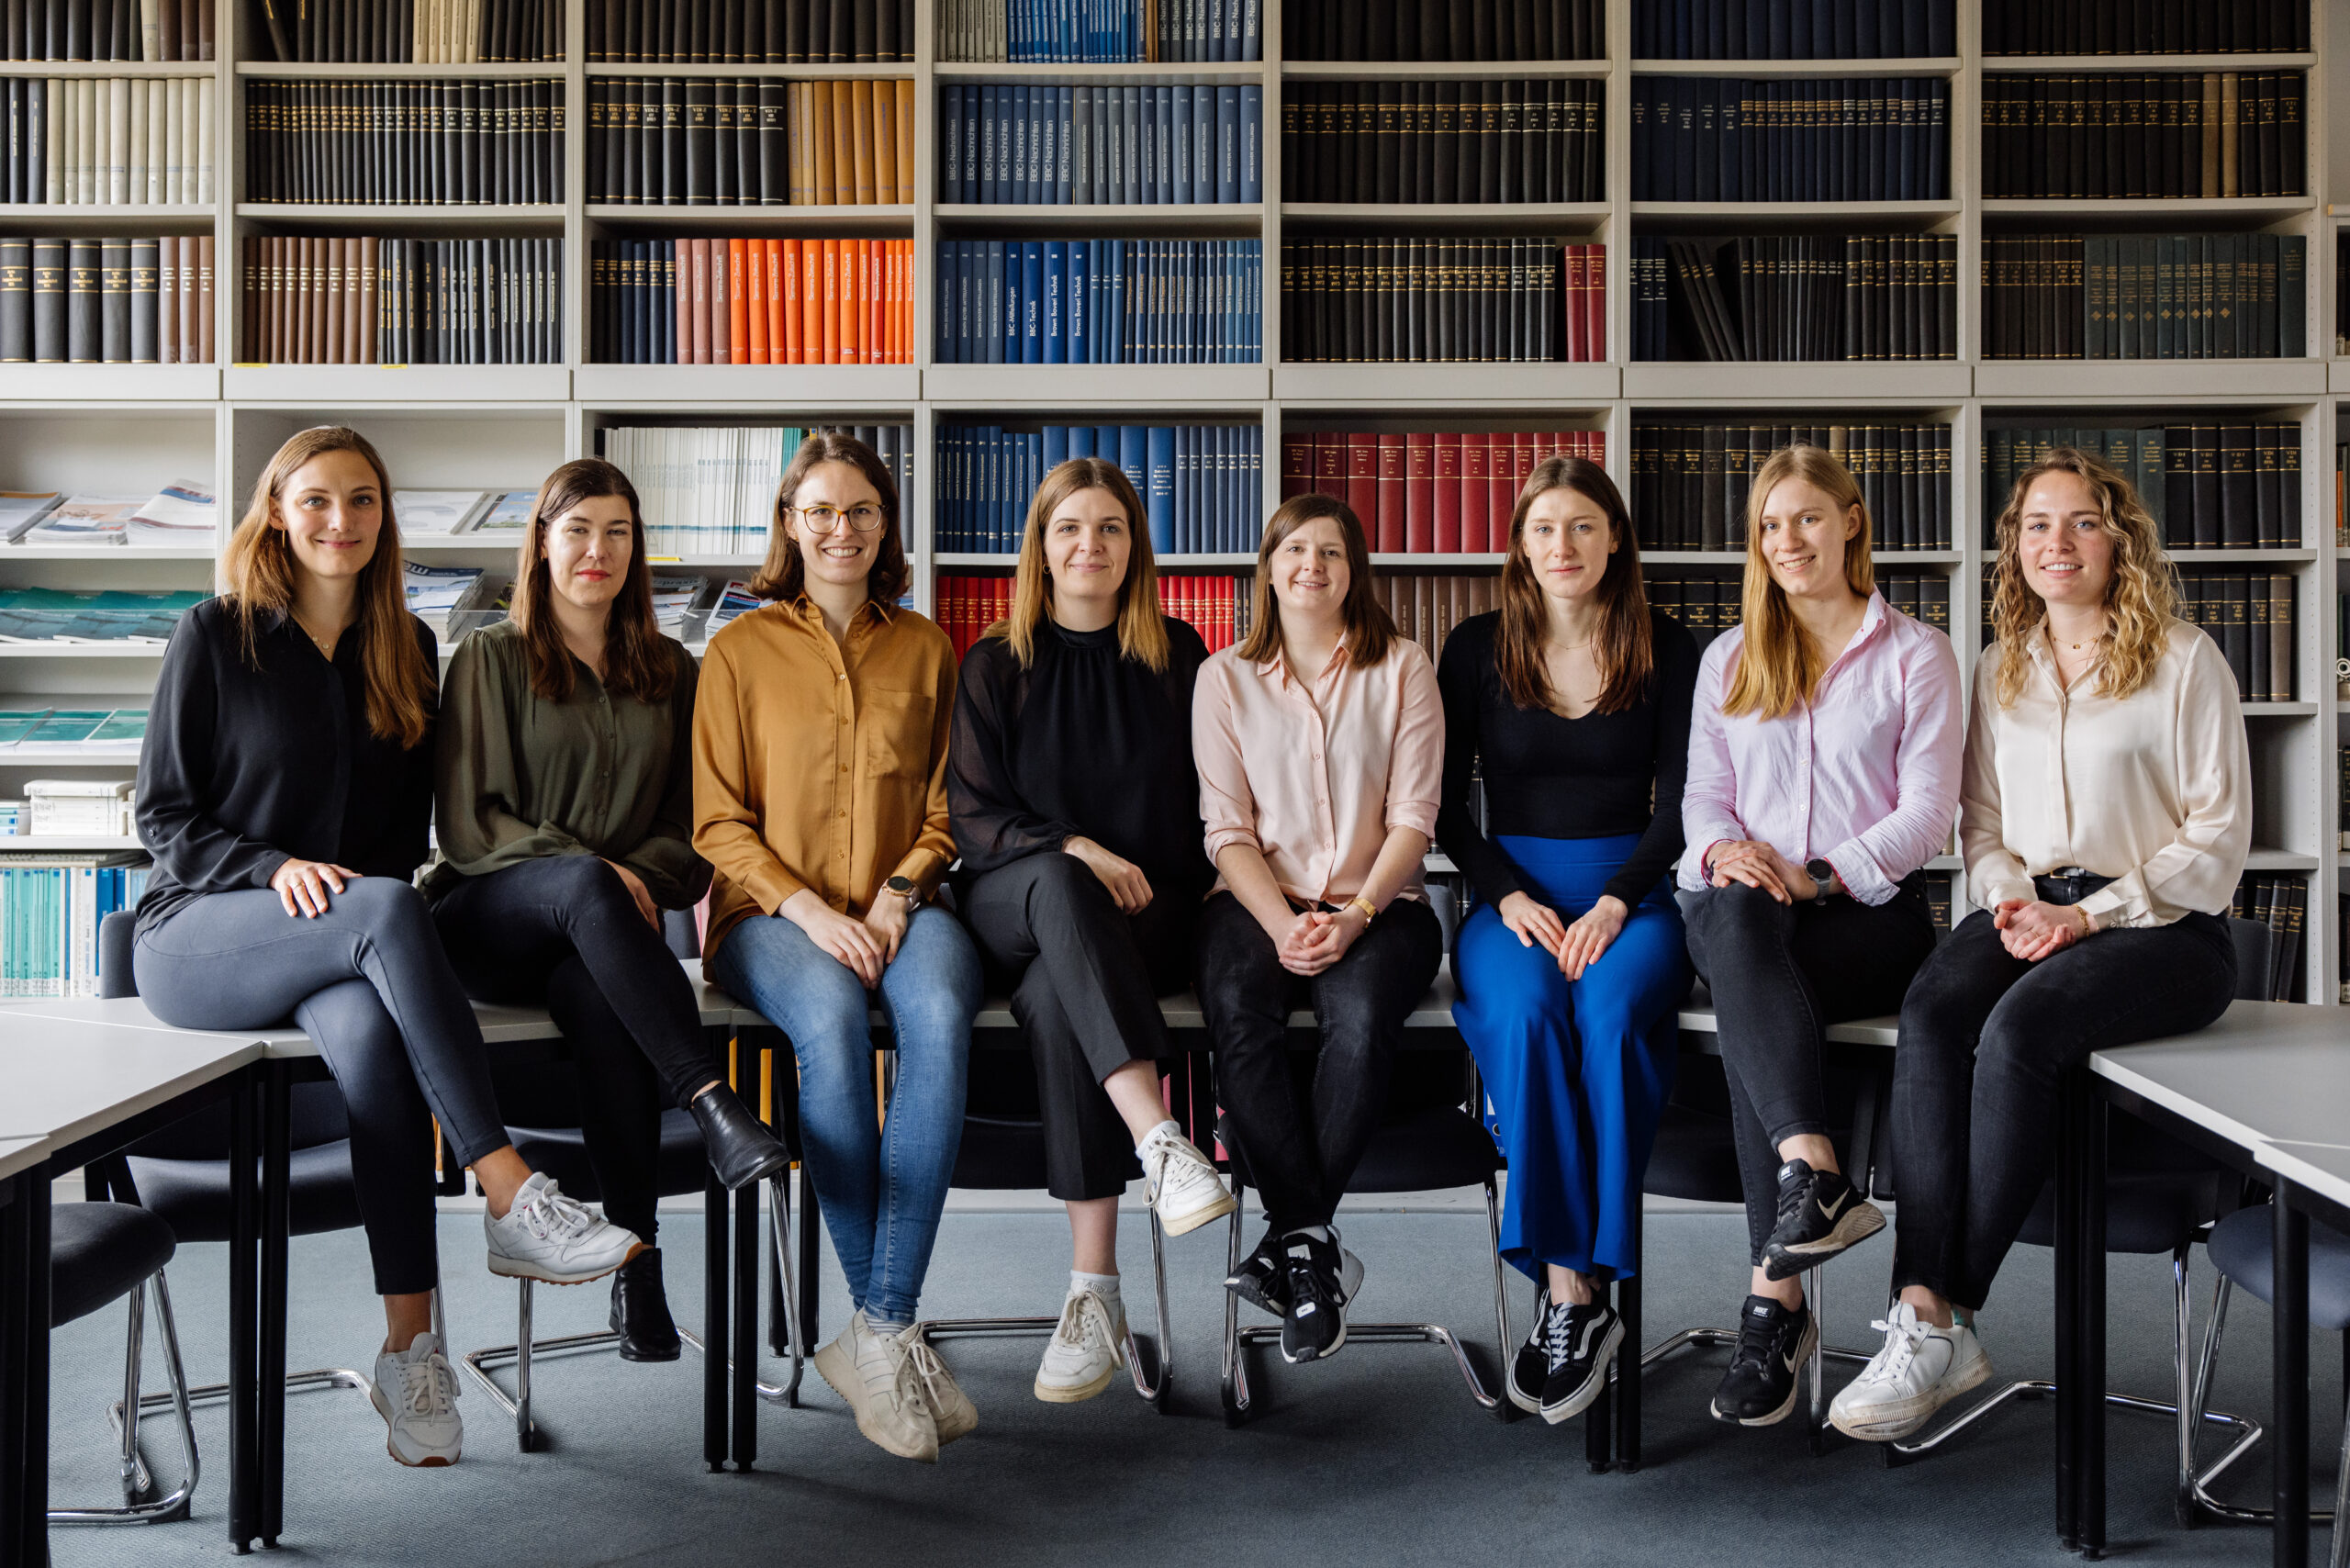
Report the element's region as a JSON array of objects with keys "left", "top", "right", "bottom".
[
  {"left": 1034, "top": 1287, "right": 1128, "bottom": 1405},
  {"left": 1829, "top": 1301, "right": 1993, "bottom": 1441},
  {"left": 900, "top": 1327, "right": 979, "bottom": 1445},
  {"left": 484, "top": 1171, "right": 644, "bottom": 1285},
  {"left": 1138, "top": 1123, "right": 1237, "bottom": 1236},
  {"left": 370, "top": 1333, "right": 463, "bottom": 1467},
  {"left": 813, "top": 1310, "right": 939, "bottom": 1462}
]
